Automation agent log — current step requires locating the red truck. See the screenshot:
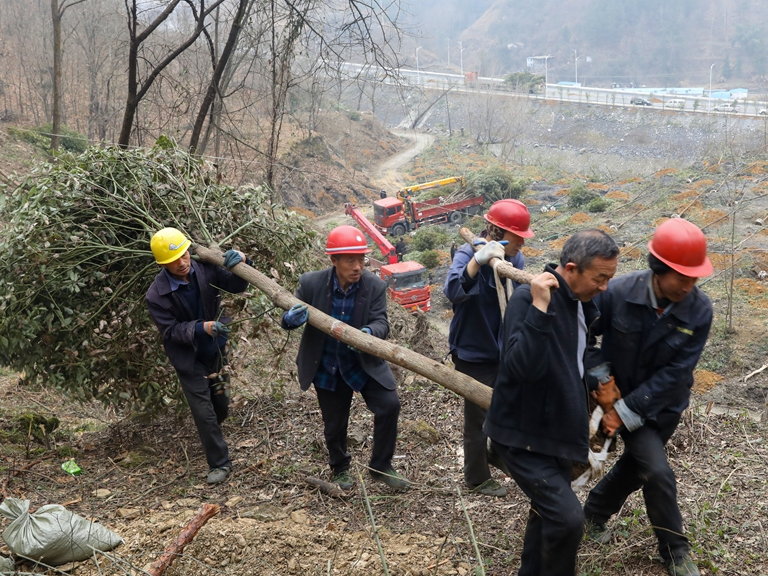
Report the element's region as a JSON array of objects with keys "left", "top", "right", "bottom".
[
  {"left": 372, "top": 177, "right": 484, "bottom": 236},
  {"left": 344, "top": 203, "right": 431, "bottom": 313}
]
